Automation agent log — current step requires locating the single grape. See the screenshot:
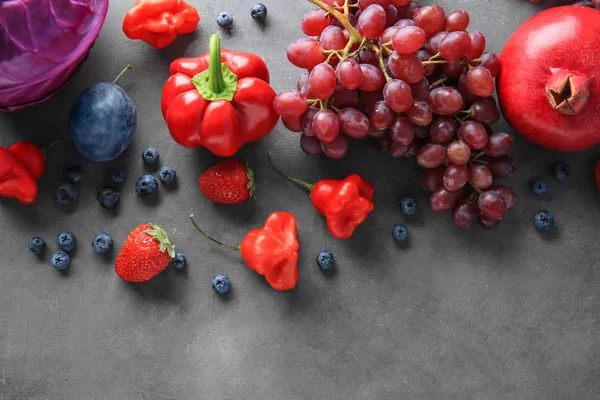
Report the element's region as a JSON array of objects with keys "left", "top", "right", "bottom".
[
  {"left": 442, "top": 60, "right": 464, "bottom": 78},
  {"left": 445, "top": 10, "right": 470, "bottom": 32},
  {"left": 299, "top": 106, "right": 319, "bottom": 137},
  {"left": 297, "top": 72, "right": 309, "bottom": 90},
  {"left": 409, "top": 78, "right": 430, "bottom": 101},
  {"left": 417, "top": 143, "right": 446, "bottom": 168},
  {"left": 416, "top": 49, "right": 436, "bottom": 76},
  {"left": 424, "top": 31, "right": 447, "bottom": 54},
  {"left": 359, "top": 47, "right": 378, "bottom": 66},
  {"left": 427, "top": 87, "right": 464, "bottom": 115},
  {"left": 394, "top": 18, "right": 416, "bottom": 28},
  {"left": 301, "top": 9, "right": 331, "bottom": 36},
  {"left": 390, "top": 116, "right": 415, "bottom": 145},
  {"left": 392, "top": 0, "right": 411, "bottom": 5},
  {"left": 309, "top": 63, "right": 337, "bottom": 100},
  {"left": 282, "top": 115, "right": 302, "bottom": 132},
  {"left": 357, "top": 89, "right": 384, "bottom": 114},
  {"left": 388, "top": 140, "right": 412, "bottom": 157},
  {"left": 484, "top": 132, "right": 513, "bottom": 158},
  {"left": 388, "top": 52, "right": 425, "bottom": 84},
  {"left": 469, "top": 163, "right": 494, "bottom": 189},
  {"left": 357, "top": 5, "right": 387, "bottom": 39},
  {"left": 430, "top": 118, "right": 456, "bottom": 144},
  {"left": 459, "top": 120, "right": 488, "bottom": 150},
  {"left": 479, "top": 52, "right": 499, "bottom": 76},
  {"left": 368, "top": 127, "right": 388, "bottom": 138},
  {"left": 443, "top": 164, "right": 469, "bottom": 191},
  {"left": 287, "top": 39, "right": 326, "bottom": 70},
  {"left": 452, "top": 199, "right": 478, "bottom": 229},
  {"left": 414, "top": 124, "right": 430, "bottom": 139},
  {"left": 336, "top": 59, "right": 362, "bottom": 90},
  {"left": 486, "top": 156, "right": 514, "bottom": 178},
  {"left": 439, "top": 31, "right": 471, "bottom": 61},
  {"left": 396, "top": 1, "right": 422, "bottom": 19},
  {"left": 407, "top": 100, "right": 433, "bottom": 126},
  {"left": 331, "top": 85, "right": 359, "bottom": 108},
  {"left": 413, "top": 4, "right": 445, "bottom": 36},
  {"left": 492, "top": 185, "right": 516, "bottom": 208},
  {"left": 383, "top": 79, "right": 413, "bottom": 112},
  {"left": 469, "top": 100, "right": 501, "bottom": 126},
  {"left": 299, "top": 79, "right": 317, "bottom": 100},
  {"left": 421, "top": 166, "right": 446, "bottom": 192},
  {"left": 465, "top": 32, "right": 486, "bottom": 60},
  {"left": 338, "top": 107, "right": 371, "bottom": 139},
  {"left": 385, "top": 4, "right": 398, "bottom": 27},
  {"left": 359, "top": 0, "right": 392, "bottom": 10},
  {"left": 392, "top": 26, "right": 427, "bottom": 54},
  {"left": 466, "top": 66, "right": 495, "bottom": 97},
  {"left": 430, "top": 187, "right": 462, "bottom": 212},
  {"left": 320, "top": 25, "right": 347, "bottom": 50},
  {"left": 446, "top": 141, "right": 470, "bottom": 165},
  {"left": 273, "top": 90, "right": 308, "bottom": 117},
  {"left": 405, "top": 138, "right": 423, "bottom": 157},
  {"left": 321, "top": 134, "right": 348, "bottom": 159},
  {"left": 379, "top": 26, "right": 400, "bottom": 45},
  {"left": 313, "top": 110, "right": 340, "bottom": 143},
  {"left": 478, "top": 215, "right": 499, "bottom": 230},
  {"left": 300, "top": 134, "right": 324, "bottom": 155},
  {"left": 359, "top": 64, "right": 386, "bottom": 92},
  {"left": 369, "top": 101, "right": 395, "bottom": 130},
  {"left": 478, "top": 190, "right": 506, "bottom": 220},
  {"left": 457, "top": 73, "right": 481, "bottom": 103}
]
